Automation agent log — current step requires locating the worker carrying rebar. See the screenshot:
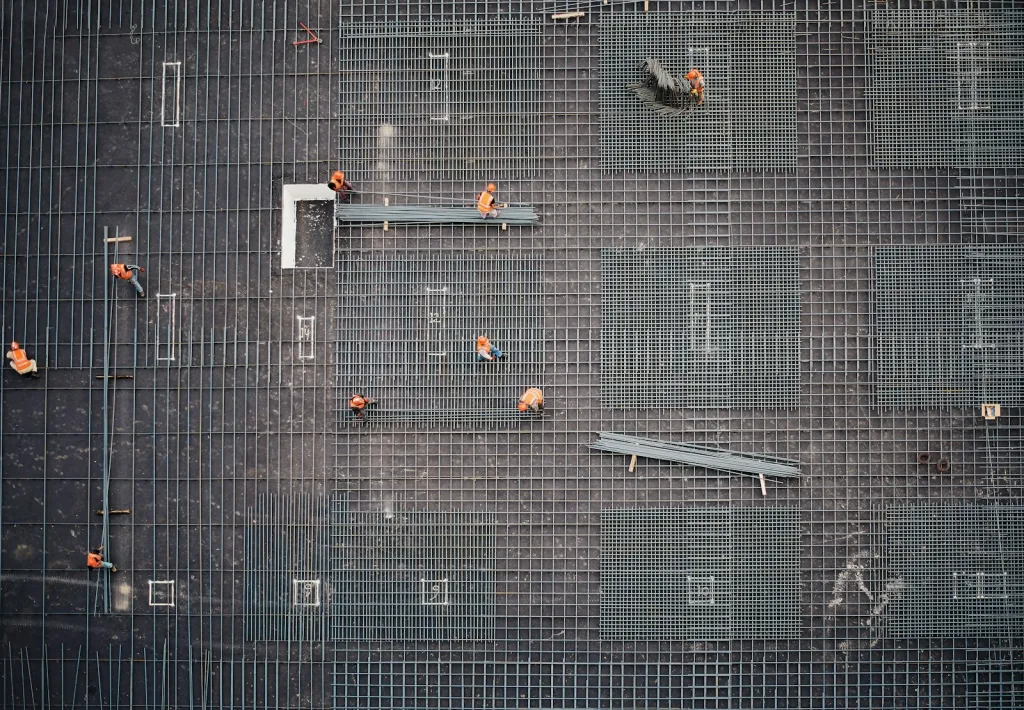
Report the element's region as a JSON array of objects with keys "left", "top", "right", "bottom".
[
  {"left": 328, "top": 170, "right": 354, "bottom": 202},
  {"left": 518, "top": 387, "right": 544, "bottom": 414},
  {"left": 476, "top": 335, "right": 504, "bottom": 362},
  {"left": 685, "top": 68, "right": 705, "bottom": 105},
  {"left": 348, "top": 394, "right": 376, "bottom": 419},
  {"left": 86, "top": 545, "right": 117, "bottom": 572},
  {"left": 7, "top": 341, "right": 39, "bottom": 377},
  {"left": 110, "top": 263, "right": 146, "bottom": 297},
  {"left": 477, "top": 183, "right": 501, "bottom": 219}
]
